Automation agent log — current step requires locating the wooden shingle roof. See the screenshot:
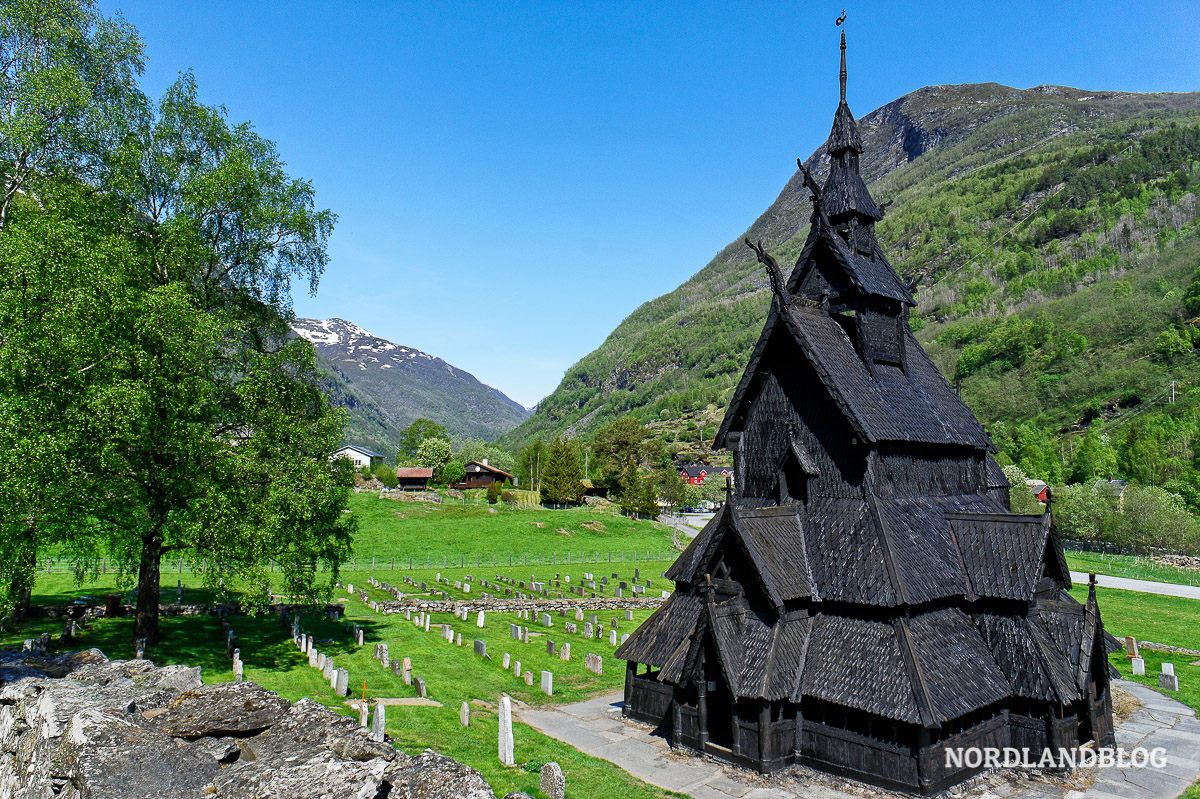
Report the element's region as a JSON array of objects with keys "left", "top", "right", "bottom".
[{"left": 716, "top": 302, "right": 990, "bottom": 450}]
